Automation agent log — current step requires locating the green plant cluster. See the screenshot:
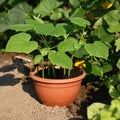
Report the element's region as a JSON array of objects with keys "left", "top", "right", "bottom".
[{"left": 0, "top": 0, "right": 120, "bottom": 119}]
